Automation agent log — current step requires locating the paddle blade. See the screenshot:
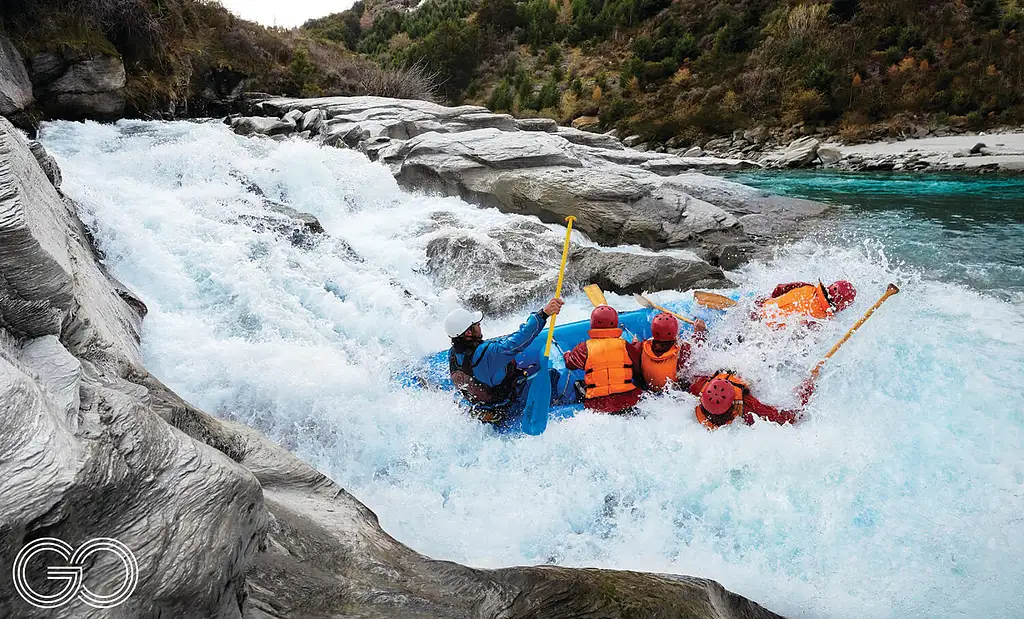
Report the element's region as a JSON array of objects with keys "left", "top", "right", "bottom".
[
  {"left": 584, "top": 284, "right": 607, "bottom": 307},
  {"left": 694, "top": 290, "right": 737, "bottom": 309},
  {"left": 520, "top": 356, "right": 551, "bottom": 435},
  {"left": 633, "top": 293, "right": 655, "bottom": 309}
]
